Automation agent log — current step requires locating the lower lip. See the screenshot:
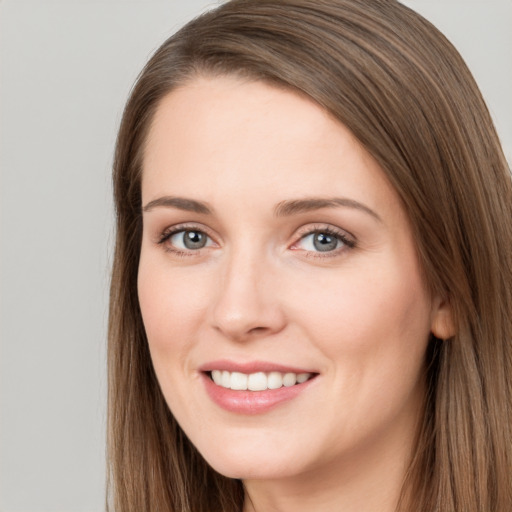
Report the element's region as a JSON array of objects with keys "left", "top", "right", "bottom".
[{"left": 201, "top": 372, "right": 317, "bottom": 414}]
